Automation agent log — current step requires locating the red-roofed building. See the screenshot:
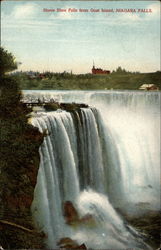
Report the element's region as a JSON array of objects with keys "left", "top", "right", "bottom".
[{"left": 92, "top": 63, "right": 110, "bottom": 75}]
